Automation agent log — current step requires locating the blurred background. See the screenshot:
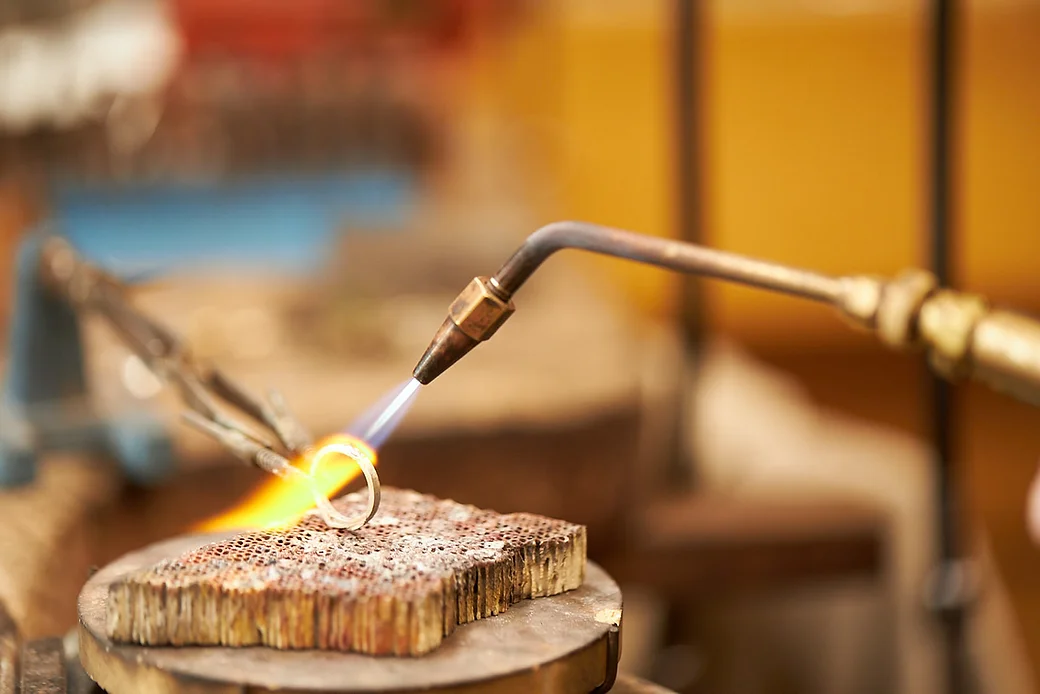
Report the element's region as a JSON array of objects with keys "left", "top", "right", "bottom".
[{"left": 1, "top": 1, "right": 1039, "bottom": 693}]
